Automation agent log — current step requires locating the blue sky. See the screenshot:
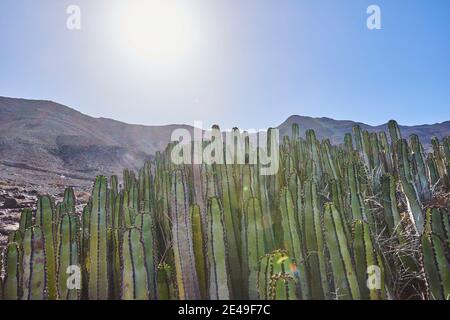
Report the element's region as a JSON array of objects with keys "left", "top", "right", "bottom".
[{"left": 0, "top": 0, "right": 449, "bottom": 129}]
